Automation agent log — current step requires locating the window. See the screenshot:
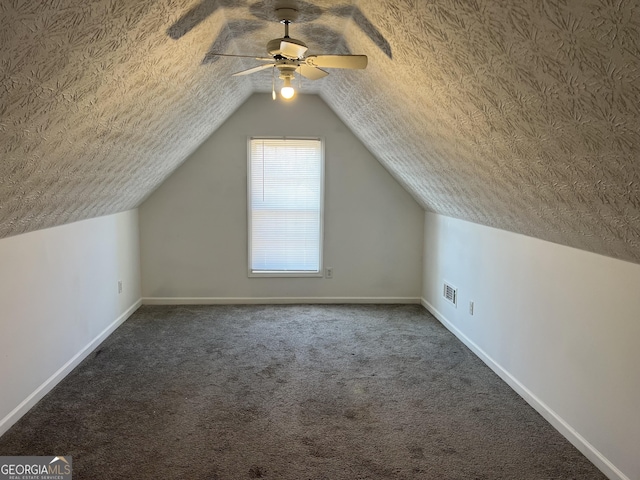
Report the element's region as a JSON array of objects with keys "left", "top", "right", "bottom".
[{"left": 248, "top": 137, "right": 324, "bottom": 276}]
